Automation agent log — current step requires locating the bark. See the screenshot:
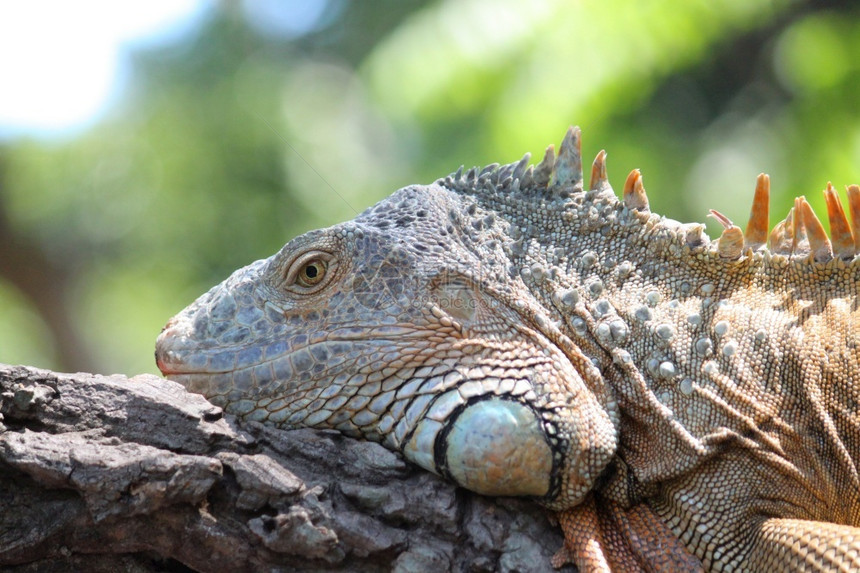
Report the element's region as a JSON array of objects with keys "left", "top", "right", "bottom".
[{"left": 0, "top": 364, "right": 568, "bottom": 572}]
